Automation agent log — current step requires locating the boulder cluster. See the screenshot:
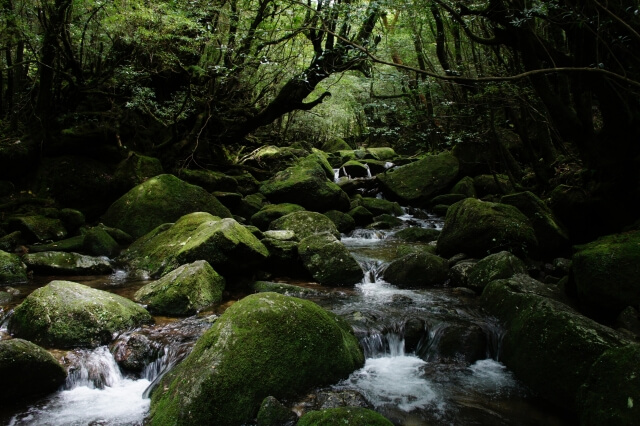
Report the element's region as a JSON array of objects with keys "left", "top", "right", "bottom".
[{"left": 1, "top": 142, "right": 639, "bottom": 424}]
